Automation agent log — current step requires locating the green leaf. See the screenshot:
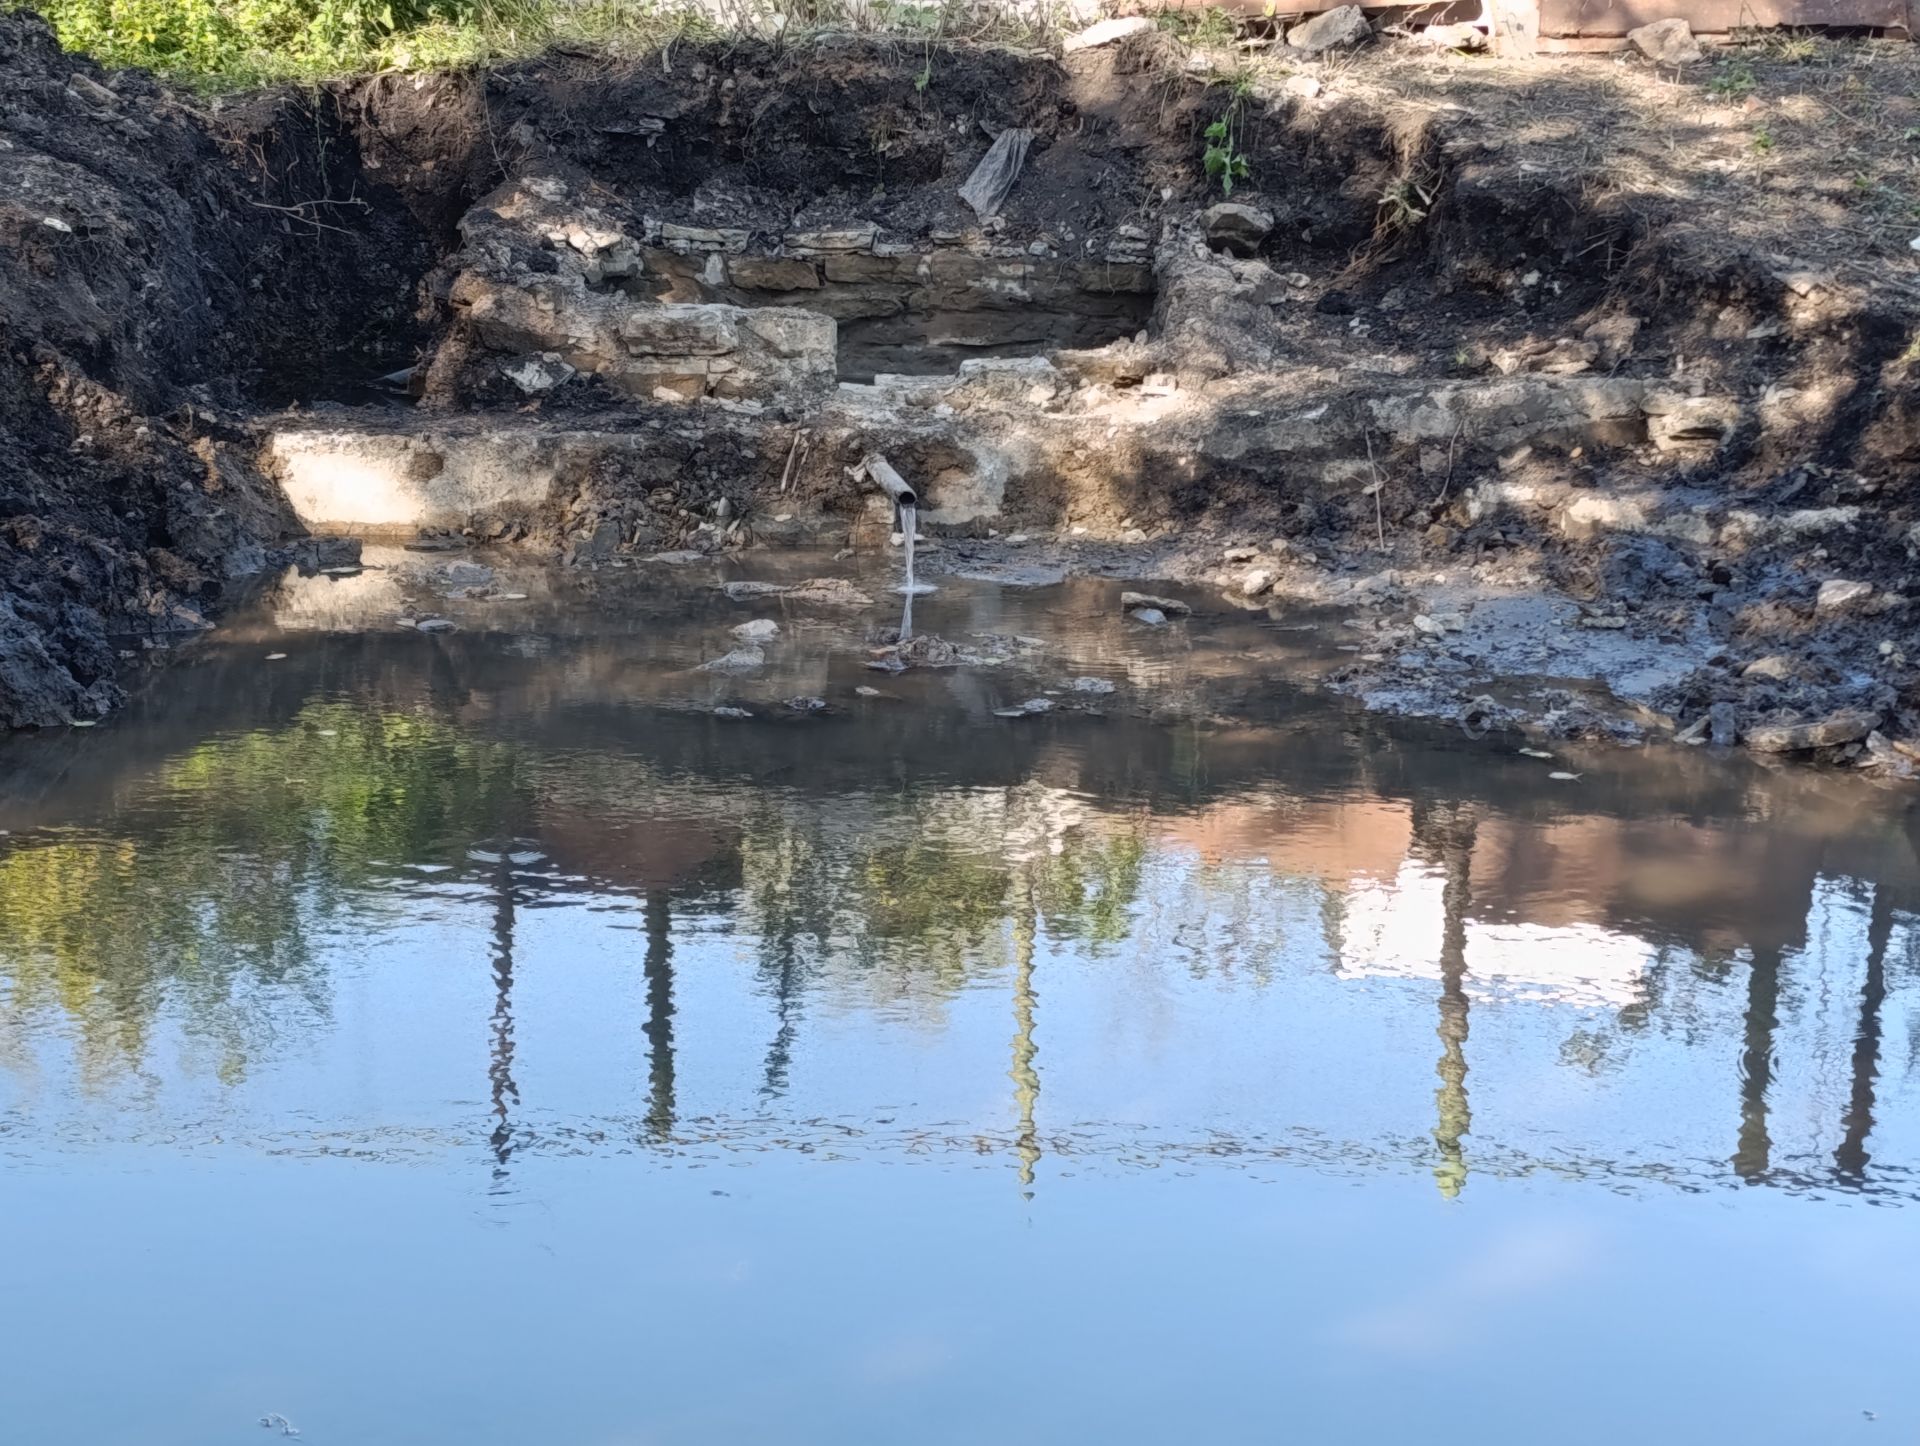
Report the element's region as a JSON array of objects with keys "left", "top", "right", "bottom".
[{"left": 1204, "top": 120, "right": 1228, "bottom": 142}]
